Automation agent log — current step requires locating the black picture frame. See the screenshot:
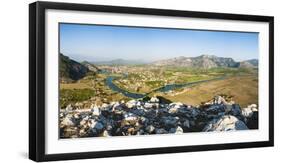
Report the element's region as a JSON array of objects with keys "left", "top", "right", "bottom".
[{"left": 29, "top": 1, "right": 274, "bottom": 162}]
